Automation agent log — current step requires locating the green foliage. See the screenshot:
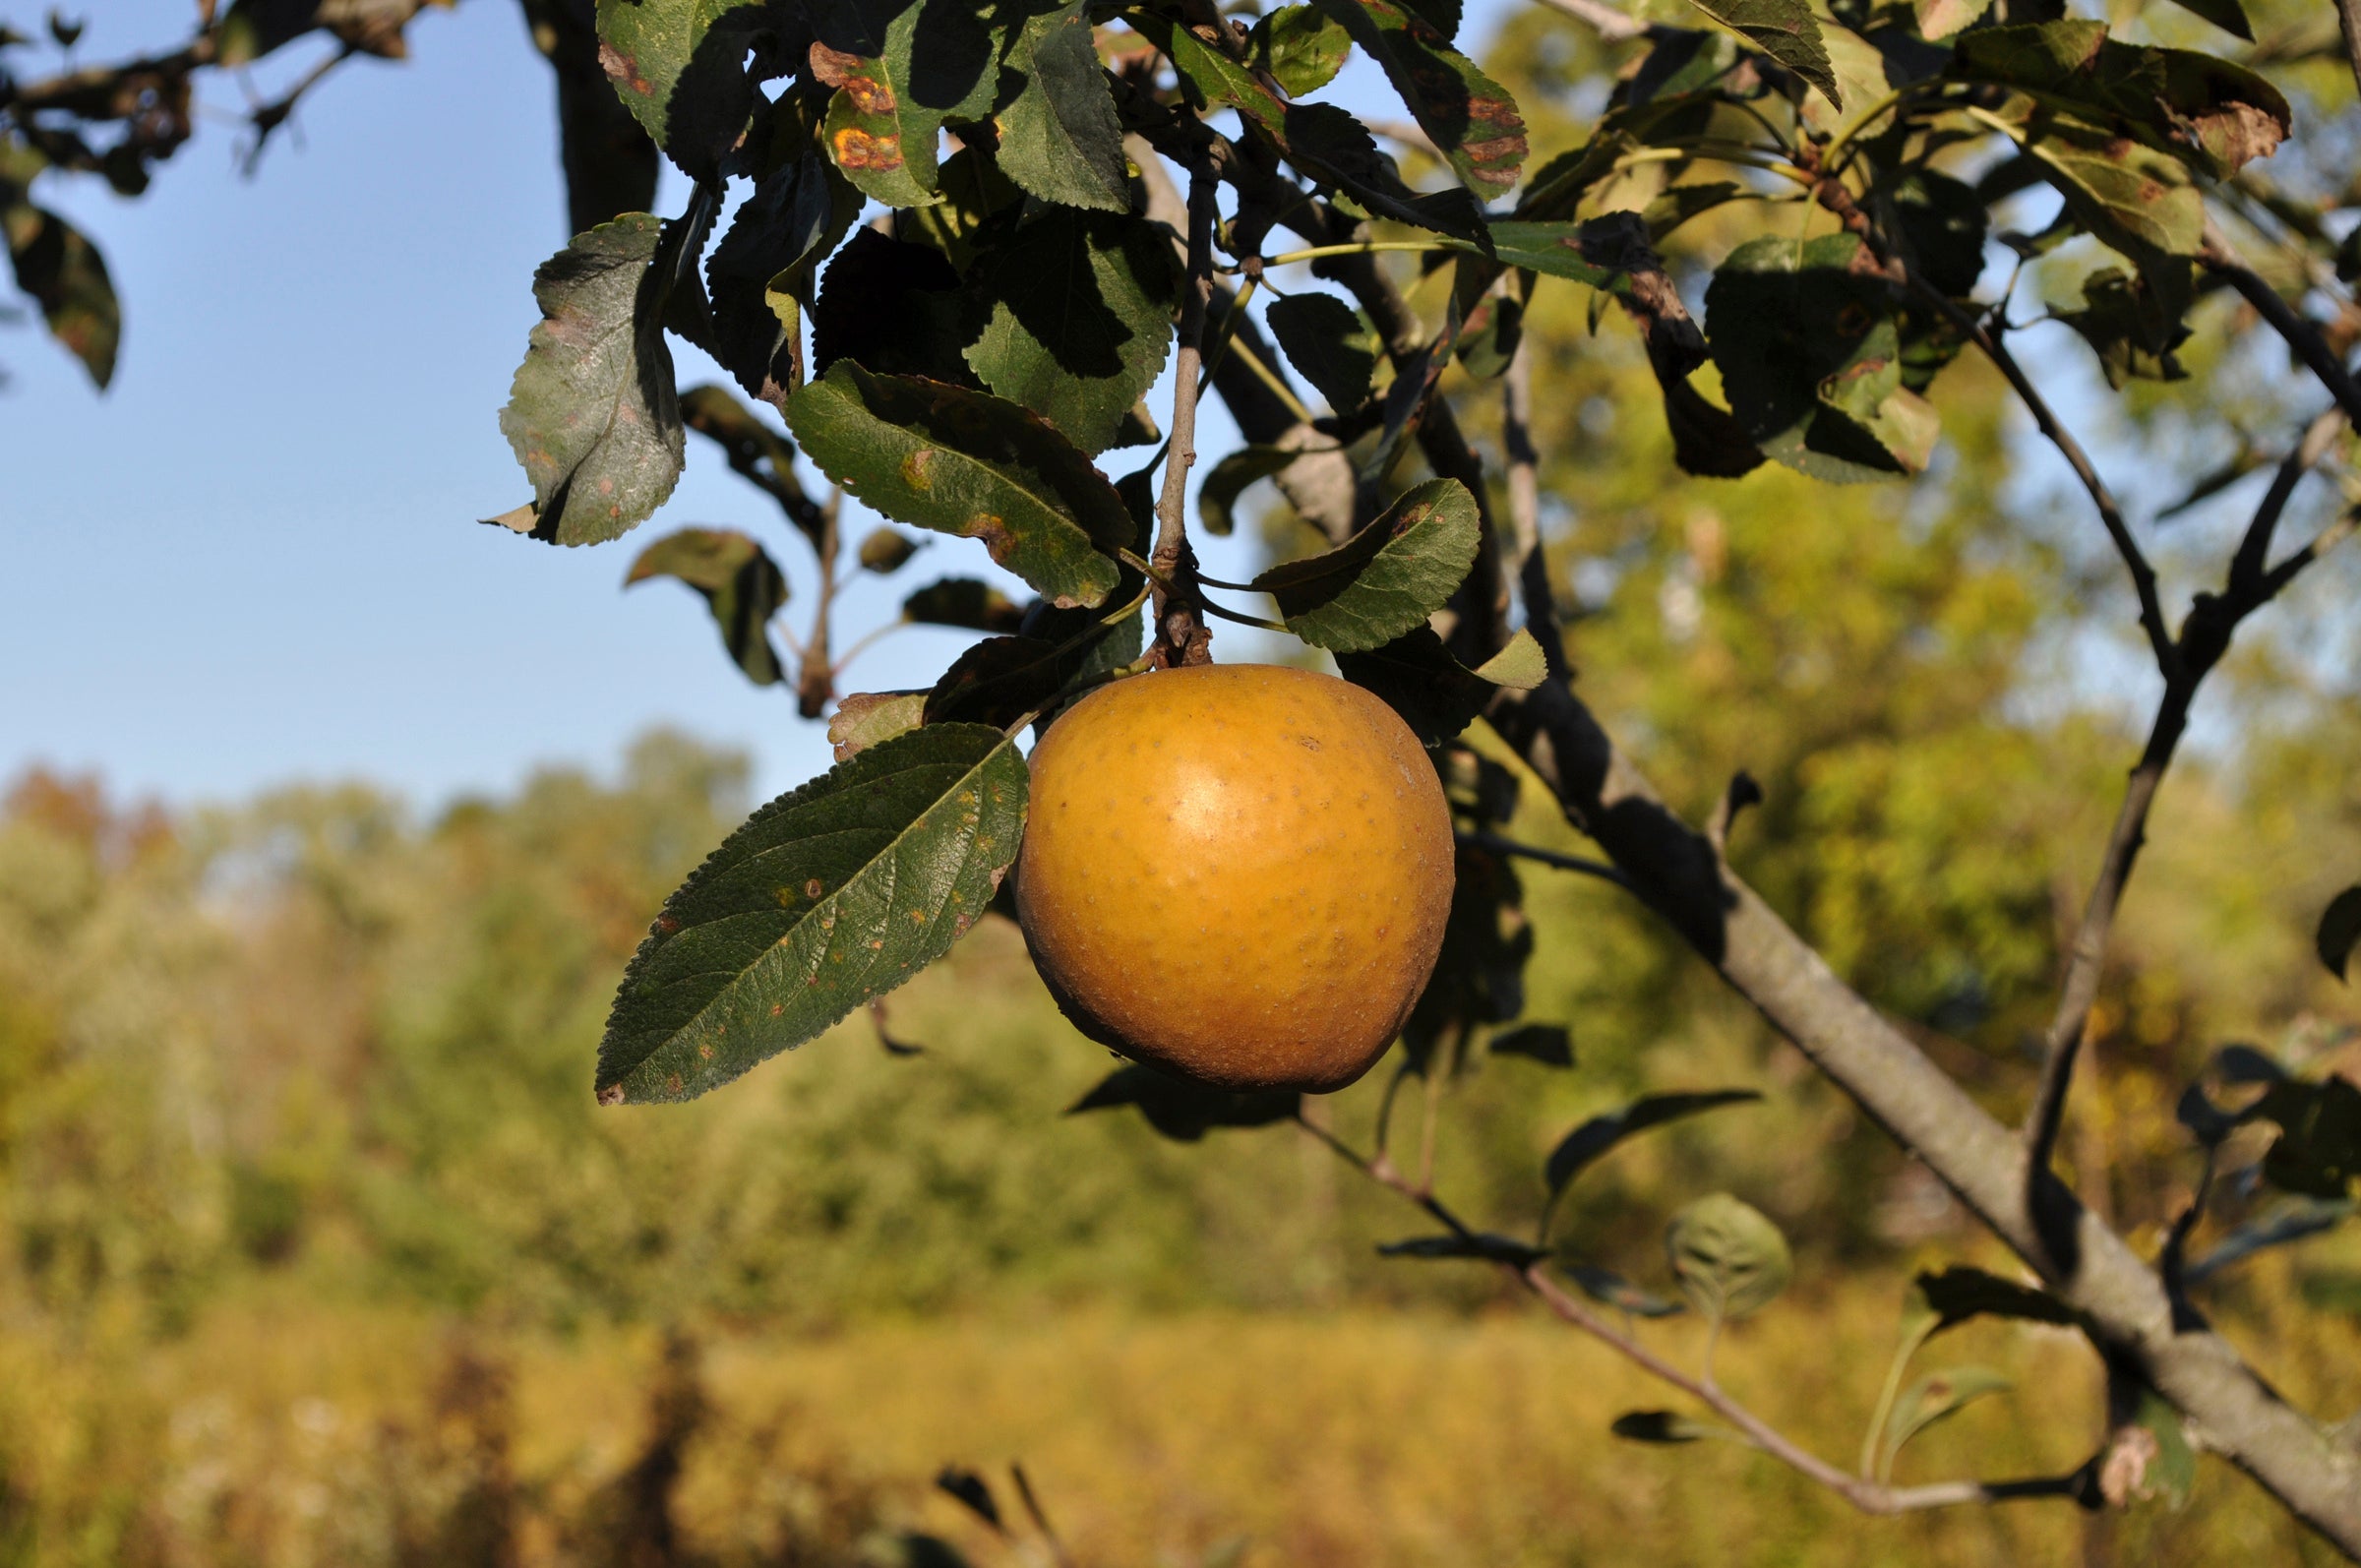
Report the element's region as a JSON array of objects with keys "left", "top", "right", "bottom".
[
  {"left": 595, "top": 725, "right": 1026, "bottom": 1104},
  {"left": 1250, "top": 479, "right": 1482, "bottom": 650},
  {"left": 1665, "top": 1193, "right": 1791, "bottom": 1322},
  {"left": 626, "top": 527, "right": 791, "bottom": 686}
]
